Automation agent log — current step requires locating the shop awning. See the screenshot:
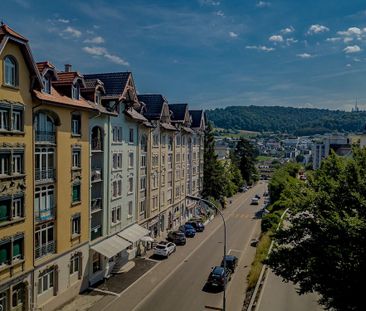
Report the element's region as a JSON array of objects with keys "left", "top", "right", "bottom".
[
  {"left": 118, "top": 224, "right": 150, "bottom": 243},
  {"left": 91, "top": 235, "right": 131, "bottom": 258}
]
